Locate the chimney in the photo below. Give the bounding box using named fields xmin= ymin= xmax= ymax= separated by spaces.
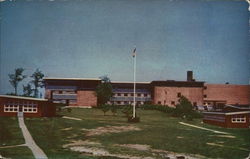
xmin=187 ymin=71 xmax=193 ymax=82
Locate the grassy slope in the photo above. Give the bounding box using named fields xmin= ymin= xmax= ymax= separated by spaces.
xmin=25 ymin=108 xmax=250 ymax=159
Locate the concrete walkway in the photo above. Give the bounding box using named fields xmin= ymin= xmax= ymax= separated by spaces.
xmin=18 ymin=113 xmax=48 ymax=159
xmin=179 ymin=122 xmax=230 ymax=134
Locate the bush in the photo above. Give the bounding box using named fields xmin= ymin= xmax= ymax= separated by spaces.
xmin=140 ymin=104 xmax=175 ymax=114
xmin=110 ymin=105 xmax=118 ymax=116
xmin=173 ymin=96 xmax=202 ymax=120
xmin=100 ymin=104 xmax=110 ymax=116
xmin=121 ymin=105 xmax=133 ymax=117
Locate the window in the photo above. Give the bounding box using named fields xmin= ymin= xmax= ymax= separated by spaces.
xmin=117 ymin=101 xmax=121 ymax=104
xmin=117 ymin=93 xmax=121 ymax=96
xmin=171 ymin=101 xmax=175 ymax=105
xmin=59 ymin=91 xmax=63 ymax=94
xmin=124 ymin=93 xmax=128 ymax=96
xmin=204 ymin=95 xmax=207 ymax=98
xmin=231 ymin=117 xmax=246 ymax=123
xmin=4 ymin=105 xmax=18 ymax=112
xmin=158 ymin=101 xmax=161 ymax=104
xmin=137 ymin=93 xmax=141 ymax=97
xmin=177 ymin=93 xmax=181 ymax=97
xmin=23 ymin=102 xmax=37 ymax=113
xmin=144 ymin=94 xmax=147 ymax=97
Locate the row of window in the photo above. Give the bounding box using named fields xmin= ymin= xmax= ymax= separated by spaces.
xmin=231 ymin=117 xmax=246 ymax=123
xmin=53 ymin=90 xmax=77 ymax=94
xmin=4 ymin=105 xmax=37 ymax=113
xmin=108 ymin=101 xmax=144 ymax=105
xmin=114 ymin=93 xmax=150 ymax=97
xmin=157 ymin=101 xmax=197 ymax=106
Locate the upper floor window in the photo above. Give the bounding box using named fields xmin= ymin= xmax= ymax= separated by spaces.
xmin=177 ymin=93 xmax=181 ymax=97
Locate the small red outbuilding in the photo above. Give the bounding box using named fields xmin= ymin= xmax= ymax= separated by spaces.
xmin=0 ymin=95 xmax=56 ymax=117
xmin=203 ymin=111 xmax=250 ymax=128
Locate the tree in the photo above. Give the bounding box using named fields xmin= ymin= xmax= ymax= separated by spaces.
xmin=30 ymin=69 xmax=45 ymax=98
xmin=174 ymin=95 xmax=194 ymax=120
xmin=95 ymin=75 xmax=113 ymax=105
xmin=22 ymin=83 xmax=33 ymax=97
xmin=8 ymin=68 xmax=26 ymax=95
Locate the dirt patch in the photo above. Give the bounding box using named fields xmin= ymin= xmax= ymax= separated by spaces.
xmin=61 ymin=127 xmax=72 ymax=131
xmin=65 ymin=144 xmax=154 ymax=159
xmin=207 ymin=142 xmax=224 ymax=147
xmin=63 ymin=140 xmax=101 ymax=148
xmin=115 ymin=144 xmax=150 ymax=151
xmin=177 ymin=136 xmax=184 ymax=139
xmin=115 ymin=144 xmax=205 ymax=159
xmin=82 ymin=125 xmax=141 ymax=136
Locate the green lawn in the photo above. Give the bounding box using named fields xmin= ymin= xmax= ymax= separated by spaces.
xmin=22 ymin=108 xmax=250 ymax=159
xmin=0 ymin=117 xmax=33 ymax=159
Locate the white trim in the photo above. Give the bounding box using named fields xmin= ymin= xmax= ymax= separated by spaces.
xmin=0 ymin=95 xmax=48 ymax=101
xmin=203 ymin=111 xmax=250 ymax=115
xmin=111 ymin=81 xmax=150 ymax=84
xmin=44 ymin=77 xmax=100 ymax=81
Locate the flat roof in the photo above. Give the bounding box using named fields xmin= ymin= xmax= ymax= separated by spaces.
xmin=111 ymin=81 xmax=151 ymax=84
xmin=44 ymin=77 xmax=101 ymax=81
xmin=0 ymin=95 xmax=48 ymax=101
xmin=203 ymin=111 xmax=250 ymax=115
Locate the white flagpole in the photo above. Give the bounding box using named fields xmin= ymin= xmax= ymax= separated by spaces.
xmin=133 ymin=48 xmax=136 ymax=118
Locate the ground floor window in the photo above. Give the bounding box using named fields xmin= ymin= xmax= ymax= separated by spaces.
xmin=3 ymin=101 xmax=38 ymax=113
xmin=231 ymin=116 xmax=246 ymax=123
xmin=4 ymin=105 xmax=18 ymax=112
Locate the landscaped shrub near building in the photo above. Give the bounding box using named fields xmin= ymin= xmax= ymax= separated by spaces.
xmin=100 ymin=104 xmax=110 ymax=116
xmin=121 ymin=105 xmax=133 ymax=117
xmin=172 ymin=95 xmax=202 ymax=120
xmin=110 ymin=105 xmax=118 ymax=116
xmin=140 ymin=104 xmax=175 ymax=114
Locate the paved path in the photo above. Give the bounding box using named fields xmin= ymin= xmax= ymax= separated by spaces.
xmin=179 ymin=122 xmax=230 ymax=134
xmin=62 ymin=116 xmax=82 ymax=121
xmin=18 ymin=113 xmax=48 ymax=159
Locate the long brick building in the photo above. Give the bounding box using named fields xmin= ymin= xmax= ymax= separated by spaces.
xmin=44 ymin=71 xmax=250 ymax=108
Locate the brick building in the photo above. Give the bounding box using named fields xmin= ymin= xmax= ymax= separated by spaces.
xmin=44 ymin=71 xmax=250 ymax=108
xmin=0 ymin=95 xmax=56 ymax=117
xmin=203 ymin=105 xmax=250 ymax=128
xmin=44 ymin=78 xmax=100 ymax=107
xmin=203 ymin=84 xmax=250 ymax=108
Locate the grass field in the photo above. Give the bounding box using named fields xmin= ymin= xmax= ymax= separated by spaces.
xmin=1 ymin=108 xmax=250 ymax=159
xmin=0 ymin=117 xmax=34 ymax=159
xmin=23 ymin=108 xmax=250 ymax=159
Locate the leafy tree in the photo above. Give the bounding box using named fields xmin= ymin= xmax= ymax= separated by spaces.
xmin=22 ymin=83 xmax=33 ymax=97
xmin=95 ymin=75 xmax=113 ymax=105
xmin=174 ymin=95 xmax=194 ymax=120
xmin=8 ymin=68 xmax=26 ymax=95
xmin=30 ymin=69 xmax=45 ymax=98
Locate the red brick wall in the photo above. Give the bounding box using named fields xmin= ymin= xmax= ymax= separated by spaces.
xmin=204 ymin=84 xmax=250 ymax=105
xmin=77 ymin=91 xmax=97 ymax=107
xmin=153 ymin=86 xmax=204 ymax=107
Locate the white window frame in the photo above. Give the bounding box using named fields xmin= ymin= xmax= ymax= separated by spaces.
xmin=4 ymin=104 xmax=18 ymax=112
xmin=231 ymin=117 xmax=246 ymax=123
xmin=22 ymin=101 xmax=38 ymax=113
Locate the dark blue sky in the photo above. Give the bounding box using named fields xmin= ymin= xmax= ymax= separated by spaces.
xmin=0 ymin=0 xmax=249 ymax=94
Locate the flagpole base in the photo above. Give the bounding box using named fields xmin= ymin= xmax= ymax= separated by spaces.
xmin=128 ymin=116 xmax=140 ymax=123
